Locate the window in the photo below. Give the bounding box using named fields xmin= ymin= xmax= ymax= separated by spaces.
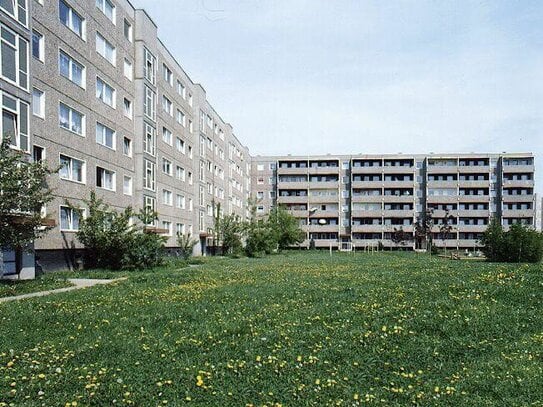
xmin=122 ymin=136 xmax=131 ymax=156
xmin=96 ymin=166 xmax=115 ymax=191
xmin=162 ymin=189 xmax=173 ymax=206
xmin=188 ymin=171 xmax=193 ymax=185
xmin=31 ymin=30 xmax=43 ymax=61
xmin=96 ymin=32 xmax=115 ymax=65
xmin=0 ymin=24 xmax=29 ymax=90
xmin=33 ymin=145 xmax=45 ymax=162
xmin=143 ymin=159 xmax=155 ymax=190
xmin=32 ymin=88 xmax=44 ymax=117
xmin=144 ymin=47 xmax=156 ymax=85
xmin=188 ymin=198 xmax=193 ymax=211
xmin=162 ymin=221 xmax=172 ymax=236
xmin=162 ymin=127 xmax=172 ymax=145
xmin=176 ymin=194 xmax=185 ymax=209
xmin=176 ymin=137 xmax=185 ymax=153
xmin=96 ymin=0 xmax=115 ymax=23
xmin=177 ymin=81 xmax=186 ymax=98
xmin=96 ymin=77 xmax=115 ymax=107
xmin=59 ymin=102 xmax=84 ymax=136
xmin=59 ymin=0 xmax=84 ymax=39
xmin=123 ymin=19 xmax=132 ymax=42
xmin=176 ymin=223 xmax=185 ymax=236
xmin=188 ymin=93 xmax=193 ymax=106
xmin=163 ymin=64 xmax=172 ymax=85
xmin=59 ymin=50 xmax=85 ymax=87
xmin=59 ymin=154 xmax=85 ymax=183
xmin=175 ymin=165 xmax=185 ymax=181
xmin=188 ymin=119 xmax=193 ymax=133
xmin=123 ymin=175 xmax=132 ymax=195
xmin=123 ymin=98 xmax=132 ymax=118
xmin=60 ymin=206 xmax=82 ymax=231
xmin=143 ymin=123 xmax=155 ymax=156
xmin=257 ymin=164 xmax=264 ymax=171
xmin=162 ymin=157 xmax=172 ymax=175
xmin=123 ymin=58 xmax=132 ymax=80
xmin=95 ymin=122 xmax=115 ymax=149
xmin=143 ymin=86 xmax=155 ymax=120
xmin=162 ymin=95 xmax=172 ymax=116
xmin=176 ymin=109 xmax=185 ymax=126
xmin=0 ymin=0 xmax=28 ymax=26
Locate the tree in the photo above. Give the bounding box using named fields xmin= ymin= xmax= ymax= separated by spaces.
xmin=480 ymin=219 xmax=543 ymax=263
xmin=244 ymin=200 xmax=277 ymax=257
xmin=0 ymin=140 xmax=55 ymax=277
xmin=415 ymin=208 xmax=434 ymax=251
xmin=438 ymin=210 xmax=455 ymax=254
xmin=74 ymin=192 xmax=166 ymax=270
xmin=177 ymin=233 xmax=198 ymax=260
xmin=215 ymin=213 xmax=244 ymax=256
xmin=391 ymin=226 xmax=409 ymax=250
xmin=268 ymin=206 xmax=305 ymax=251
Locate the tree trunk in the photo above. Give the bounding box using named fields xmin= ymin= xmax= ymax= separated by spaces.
xmin=0 ymin=249 xmax=4 ymax=279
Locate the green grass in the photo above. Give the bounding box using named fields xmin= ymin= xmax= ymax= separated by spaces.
xmin=0 ymin=252 xmax=542 ymax=406
xmin=0 ymin=273 xmax=73 ymax=299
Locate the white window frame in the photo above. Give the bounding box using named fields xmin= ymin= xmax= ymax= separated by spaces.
xmin=144 ymin=47 xmax=156 ymax=85
xmin=95 ymin=122 xmax=116 ymax=150
xmin=122 ymin=136 xmax=132 ymax=157
xmin=143 ymin=86 xmax=156 ymax=120
xmin=31 ymin=30 xmax=44 ymax=62
xmin=59 ymin=102 xmax=85 ymax=136
xmin=96 ymin=76 xmax=116 ymax=108
xmin=59 ymin=49 xmax=85 ymax=88
xmin=176 ymin=137 xmax=185 ymax=154
xmin=123 ymin=58 xmax=132 ymax=81
xmin=162 ymin=95 xmax=172 ymax=116
xmin=123 ymin=97 xmax=132 ymax=118
xmin=96 ymin=166 xmax=116 ymax=191
xmin=59 ymin=154 xmax=85 ymax=184
xmin=162 ymin=157 xmax=172 ymax=176
xmin=143 ymin=123 xmax=156 ymax=156
xmin=59 ymin=0 xmax=85 ymax=39
xmin=96 ymin=0 xmax=116 ymax=24
xmin=95 ymin=32 xmax=116 ymax=66
xmin=123 ymin=175 xmax=132 ymax=196
xmin=59 ymin=205 xmax=84 ymax=232
xmin=143 ymin=159 xmax=156 ymax=191
xmin=32 ymin=88 xmax=44 ymax=118
xmin=0 ymin=0 xmax=29 ymax=27
xmin=162 ymin=127 xmax=172 ymax=145
xmin=0 ymin=23 xmax=29 ymax=91
xmin=162 ymin=189 xmax=173 ymax=206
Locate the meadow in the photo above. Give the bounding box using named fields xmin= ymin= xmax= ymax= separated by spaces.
xmin=0 ymin=252 xmax=542 ymax=406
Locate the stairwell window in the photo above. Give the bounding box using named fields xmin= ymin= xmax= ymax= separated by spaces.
xmin=59 ymin=0 xmax=85 ymax=39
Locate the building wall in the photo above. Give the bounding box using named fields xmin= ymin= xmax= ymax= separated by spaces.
xmin=252 ymin=153 xmax=536 ymax=250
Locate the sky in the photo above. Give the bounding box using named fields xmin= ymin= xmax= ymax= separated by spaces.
xmin=132 ymin=0 xmax=542 ymax=196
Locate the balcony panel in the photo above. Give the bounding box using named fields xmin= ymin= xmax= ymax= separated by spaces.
xmin=352 ymin=195 xmax=382 ymax=203
xmin=277 ymin=167 xmax=308 ymax=175
xmin=307 ymin=225 xmax=340 ymax=233
xmin=351 ymin=210 xmax=382 ymax=218
xmin=277 ymin=196 xmax=308 ymax=204
xmin=427 ymin=165 xmax=459 ymax=174
xmin=382 ymin=210 xmax=415 ymax=218
xmin=308 ymin=195 xmax=340 ymax=204
xmin=457 ymin=225 xmax=488 ymax=233
xmin=502 ymin=164 xmax=534 ymax=173
xmin=502 ymin=194 xmax=535 ymax=203
xmin=382 ymin=181 xmax=415 ymax=188
xmin=457 ymin=210 xmax=490 ymax=218
xmin=458 ymin=165 xmax=491 ymax=173
xmin=314 ymin=239 xmax=340 ymax=248
xmin=277 ymin=181 xmax=308 ymax=190
xmin=383 ymin=225 xmax=414 ymax=233
xmin=458 ymin=195 xmax=490 ymax=203
xmin=308 ymin=181 xmax=339 ymax=189
xmin=382 ymin=195 xmax=415 ymax=203
xmin=502 ymin=180 xmax=534 ymax=188
xmin=458 ymin=180 xmax=490 ymax=188
xmin=457 ymin=239 xmax=483 ymax=248
xmin=383 ymin=166 xmax=415 ymax=174
xmin=351 ymin=166 xmax=383 ymax=174
xmin=427 ymin=181 xmax=458 ymax=188
xmin=352 ymin=224 xmax=383 ymax=233
xmin=502 ymin=209 xmax=535 ymax=218
xmin=352 ymin=181 xmax=382 ymax=189
xmin=308 ymin=166 xmax=340 ymax=175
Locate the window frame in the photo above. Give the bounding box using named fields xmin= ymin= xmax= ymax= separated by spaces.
xmin=59 ymin=153 xmax=86 ymax=184
xmin=0 ymin=23 xmax=30 ymax=91
xmin=59 ymin=0 xmax=85 ymax=39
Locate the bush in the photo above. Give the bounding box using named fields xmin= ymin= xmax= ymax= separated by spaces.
xmin=122 ymin=231 xmax=166 ymax=270
xmin=481 ymin=219 xmax=543 ymax=263
xmin=245 ymin=220 xmax=276 ymax=258
xmin=177 ymin=233 xmax=198 ymax=260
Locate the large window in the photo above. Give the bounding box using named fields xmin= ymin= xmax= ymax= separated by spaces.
xmin=96 ymin=166 xmax=115 ymax=191
xmin=96 ymin=32 xmax=115 ymax=65
xmin=59 ymin=50 xmax=85 ymax=87
xmin=143 ymin=86 xmax=156 ymax=120
xmin=95 ymin=122 xmax=115 ymax=149
xmin=96 ymin=0 xmax=115 ymax=23
xmin=96 ymin=77 xmax=115 ymax=107
xmin=59 ymin=102 xmax=84 ymax=135
xmin=143 ymin=123 xmax=155 ymax=156
xmin=0 ymin=24 xmax=29 ymax=90
xmin=59 ymin=0 xmax=84 ymax=39
xmin=1 ymin=92 xmax=29 ymax=151
xmin=0 ymin=0 xmax=28 ymax=26
xmin=60 ymin=206 xmax=82 ymax=231
xmin=143 ymin=47 xmax=156 ymax=85
xmin=59 ymin=154 xmax=85 ymax=183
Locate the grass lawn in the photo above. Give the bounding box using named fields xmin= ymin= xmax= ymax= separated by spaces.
xmin=0 ymin=252 xmax=542 ymax=406
xmin=0 ymin=274 xmax=73 ymax=299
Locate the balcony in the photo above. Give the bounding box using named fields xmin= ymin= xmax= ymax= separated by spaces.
xmin=502 ymin=209 xmax=534 ymax=218
xmin=277 ymin=166 xmax=308 ymax=175
xmin=308 ymin=166 xmax=340 ymax=175
xmin=426 ymin=165 xmax=459 ymax=174
xmin=351 ymin=181 xmax=382 ymax=189
xmin=383 ymin=225 xmax=414 ymax=233
xmin=458 ymin=195 xmax=490 ymax=203
xmin=456 ymin=224 xmax=488 ymax=233
xmin=427 ymin=180 xmax=458 ymax=188
xmin=314 ymin=239 xmax=340 ymax=248
xmin=351 ymin=209 xmax=382 ymax=218
xmin=308 ymin=181 xmax=339 ymax=189
xmin=458 ymin=180 xmax=490 ymax=188
xmin=308 ymin=194 xmax=339 ymax=204
xmin=458 ymin=165 xmax=490 ymax=173
xmin=502 ymin=194 xmax=535 ymax=203
xmin=456 ymin=239 xmax=483 ymax=248
xmin=352 ymin=195 xmax=382 ymax=203
xmin=382 ymin=195 xmax=415 ymax=203
xmin=277 ymin=195 xmax=307 ymax=204
xmin=502 ymin=164 xmax=535 ymax=173
xmin=433 ymin=239 xmax=461 ymax=248
xmin=277 ymin=181 xmax=307 ymax=189
xmin=287 ymin=209 xmax=308 ymax=218
xmin=307 ymin=224 xmax=340 ymax=233
xmin=351 ymin=165 xmax=383 ymax=174
xmin=456 ymin=210 xmax=490 ymax=218
xmin=502 ymin=179 xmax=534 ymax=188
xmin=382 ymin=209 xmax=414 ymax=218
xmin=383 ymin=166 xmax=414 ymax=174
xmin=351 ymin=224 xmax=383 ymax=233
xmin=309 ymin=209 xmax=340 ymax=218
xmin=382 ymin=180 xmax=415 ymax=188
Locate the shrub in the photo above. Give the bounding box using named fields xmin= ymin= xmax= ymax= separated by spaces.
xmin=122 ymin=231 xmax=166 ymax=270
xmin=245 ymin=220 xmax=276 ymax=257
xmin=481 ymin=219 xmax=543 ymax=263
xmin=177 ymin=233 xmax=198 ymax=260
xmin=268 ymin=206 xmax=305 ymax=251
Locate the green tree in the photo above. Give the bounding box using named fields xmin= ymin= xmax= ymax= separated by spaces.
xmin=0 ymin=140 xmax=55 ymax=277
xmin=391 ymin=226 xmax=409 ymax=250
xmin=244 ymin=200 xmax=277 ymax=257
xmin=415 ymin=208 xmax=434 ymax=251
xmin=177 ymin=233 xmax=198 ymax=260
xmin=268 ymin=206 xmax=305 ymax=251
xmin=439 ymin=209 xmax=455 ymax=254
xmin=479 ymin=217 xmax=504 ymax=261
xmin=215 ymin=213 xmax=244 ymax=256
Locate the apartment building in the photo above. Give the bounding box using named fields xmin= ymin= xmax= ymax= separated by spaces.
xmin=0 ymin=0 xmax=251 ymax=272
xmin=252 ymin=153 xmax=536 ymax=251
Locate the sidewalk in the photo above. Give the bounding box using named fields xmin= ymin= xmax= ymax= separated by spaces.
xmin=0 ymin=278 xmax=127 ymax=303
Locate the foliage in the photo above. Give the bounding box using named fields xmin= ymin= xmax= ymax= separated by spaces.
xmin=481 ymin=219 xmax=543 ymax=263
xmin=214 ymin=213 xmax=244 ymax=256
xmin=245 ymin=219 xmax=276 ymax=258
xmin=414 ymin=208 xmax=434 ymax=251
xmin=0 ymin=140 xmax=55 ymax=276
xmin=438 ymin=209 xmax=456 ymax=253
xmin=268 ymin=206 xmax=305 ymax=251
xmin=391 ymin=227 xmax=410 ymax=248
xmin=0 ymin=252 xmax=542 ymax=406
xmin=177 ymin=233 xmax=198 ymax=260
xmin=74 ymin=192 xmax=166 ymax=270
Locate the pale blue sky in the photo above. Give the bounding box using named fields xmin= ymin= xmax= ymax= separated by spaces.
xmin=132 ymin=0 xmax=542 ymax=194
